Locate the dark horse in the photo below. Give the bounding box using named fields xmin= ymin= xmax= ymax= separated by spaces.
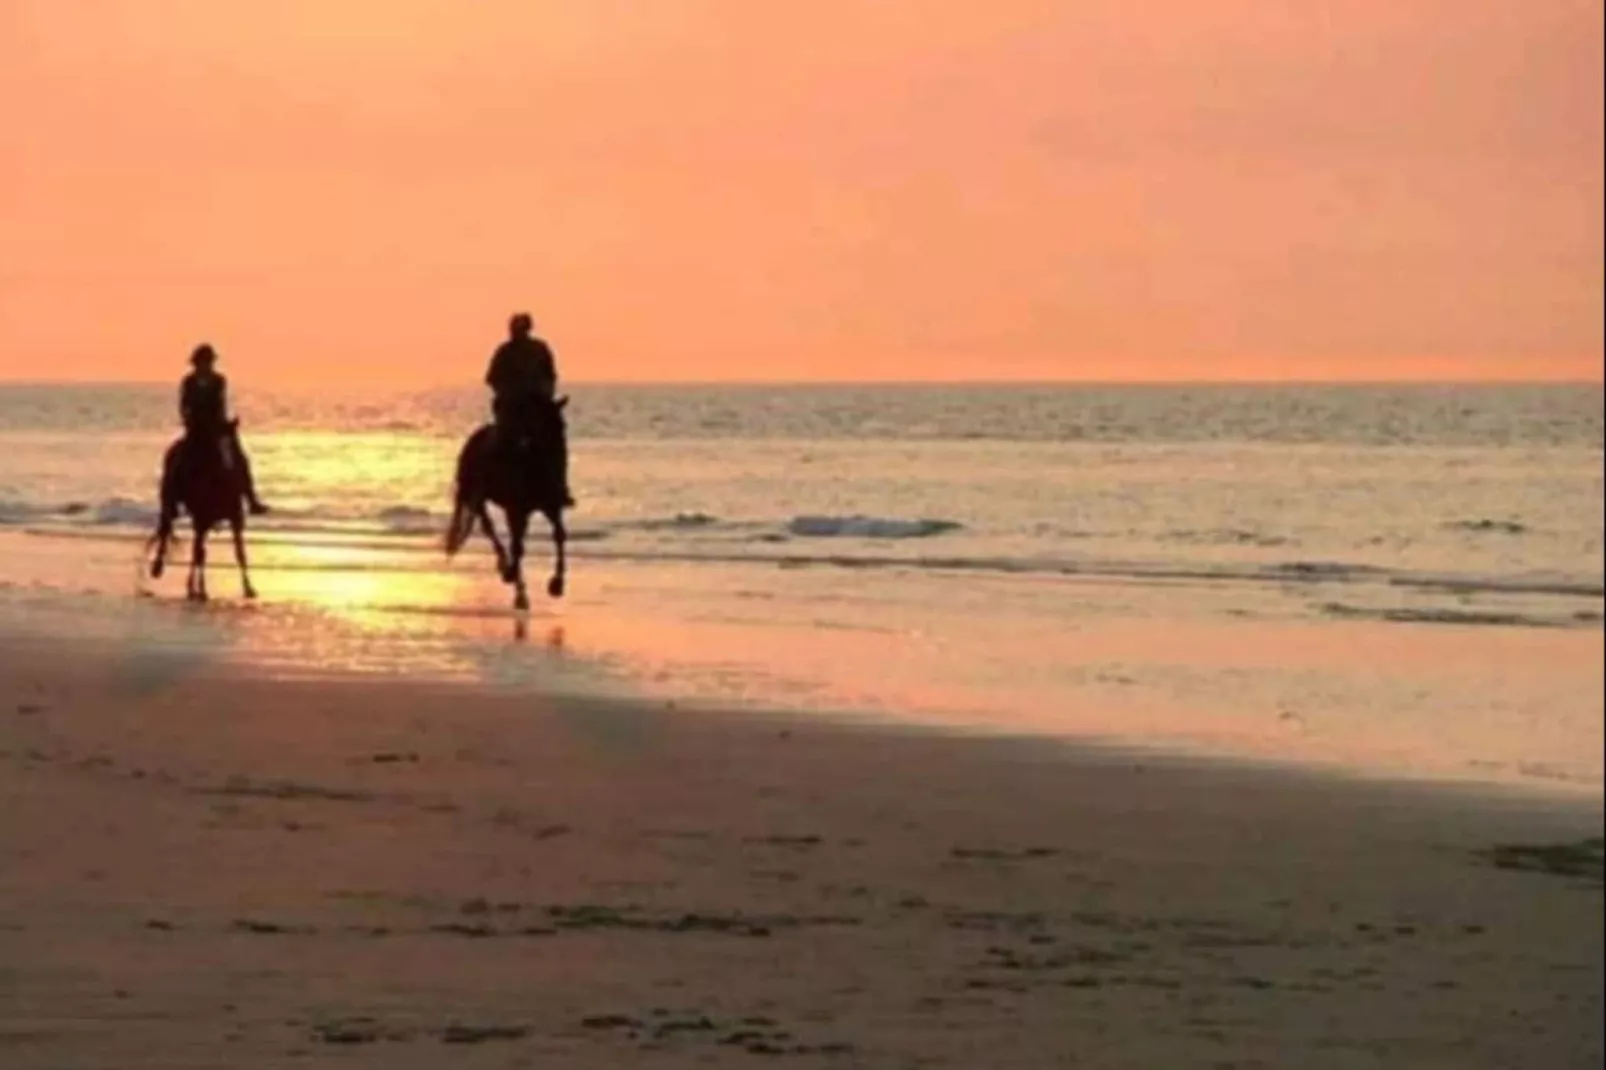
xmin=443 ymin=400 xmax=568 ymax=610
xmin=147 ymin=421 xmax=257 ymax=602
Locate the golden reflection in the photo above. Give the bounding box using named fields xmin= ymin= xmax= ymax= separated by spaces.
xmin=237 ymin=537 xmax=492 ymax=670
xmin=260 ymin=431 xmax=447 ymax=513
xmin=267 ymin=543 xmax=458 ymax=617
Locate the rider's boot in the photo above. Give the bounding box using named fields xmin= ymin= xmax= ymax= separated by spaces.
xmin=243 ymin=475 xmax=270 ymax=516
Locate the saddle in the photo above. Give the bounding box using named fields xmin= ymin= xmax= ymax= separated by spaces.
xmin=496 ymin=396 xmax=567 ymax=452
xmin=172 ymin=420 xmax=237 ymax=468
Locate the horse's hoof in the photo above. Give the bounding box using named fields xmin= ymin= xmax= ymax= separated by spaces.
xmin=150 ymin=561 xmax=165 ymax=579
xmin=547 ymin=576 xmax=566 ymax=599
xmin=243 ymin=586 xmax=258 ymax=601
xmin=513 ymin=590 xmax=530 ymax=612
xmin=500 ymin=565 xmax=518 ymax=584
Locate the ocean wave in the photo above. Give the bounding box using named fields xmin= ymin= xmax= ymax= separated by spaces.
xmin=1273 ymin=560 xmax=1385 ymax=579
xmin=1319 ymin=603 xmax=1595 ymax=630
xmin=9 ymin=520 xmax=1602 ymax=630
xmin=622 ymin=512 xmax=725 ymax=532
xmin=377 ymin=505 xmax=432 ymax=521
xmin=6 ymin=498 xmax=1602 ymax=614
xmin=786 ymin=515 xmax=963 ymax=539
xmin=1161 ymin=527 xmax=1290 ymax=548
xmin=0 ymin=499 xmax=52 ymax=524
xmin=240 ymin=542 xmax=1600 ymax=605
xmin=2 ymin=496 xmax=443 ymax=534
xmin=1446 ymin=518 xmax=1529 ymax=536
xmin=376 ymin=505 xmax=437 ymax=534
xmin=90 ymin=497 xmax=160 ymax=526
xmin=2 ymin=496 xmax=160 ymax=527
xmin=1389 ymin=573 xmax=1605 ymax=599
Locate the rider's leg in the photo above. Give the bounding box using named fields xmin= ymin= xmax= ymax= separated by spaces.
xmin=490 ymin=394 xmax=513 ymax=455
xmin=553 ymin=405 xmax=574 ymax=507
xmin=230 ymin=426 xmax=269 ymax=515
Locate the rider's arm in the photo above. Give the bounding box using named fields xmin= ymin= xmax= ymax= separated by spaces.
xmin=535 ymin=340 xmax=558 ymax=395
xmin=488 ymin=338 xmax=526 ymax=390
xmin=179 ymin=375 xmax=196 ymax=425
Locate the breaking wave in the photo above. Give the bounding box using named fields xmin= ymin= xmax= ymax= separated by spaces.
xmin=786 ymin=515 xmax=963 ymax=539
xmin=4 ymin=496 xmax=1600 ymax=629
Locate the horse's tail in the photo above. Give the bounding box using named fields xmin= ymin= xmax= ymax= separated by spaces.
xmin=443 ymin=430 xmax=482 ymax=558
xmin=443 ymin=497 xmax=474 ymax=557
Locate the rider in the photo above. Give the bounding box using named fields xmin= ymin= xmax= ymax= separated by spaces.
xmin=484 ymin=312 xmax=574 ymax=506
xmin=173 ymin=343 xmax=269 ymax=515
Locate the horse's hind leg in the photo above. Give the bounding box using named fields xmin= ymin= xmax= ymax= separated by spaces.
xmin=546 ymin=510 xmax=567 ymax=599
xmin=477 ymin=505 xmax=514 ymax=583
xmin=151 ymin=487 xmax=177 ymax=579
xmin=508 ymin=509 xmax=531 ymax=610
xmin=188 ymin=528 xmax=209 ymax=602
xmin=231 ymin=517 xmax=257 ymax=600
xmin=150 ymin=520 xmax=171 ymax=580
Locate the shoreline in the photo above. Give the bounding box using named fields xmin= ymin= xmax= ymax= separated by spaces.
xmin=5 ymin=618 xmax=1601 ymax=810
xmin=3 ymin=634 xmax=1602 ymax=1067
xmin=2 ymin=530 xmax=1603 ymax=799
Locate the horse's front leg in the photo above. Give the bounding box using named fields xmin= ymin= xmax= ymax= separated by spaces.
xmin=546 ymin=509 xmax=567 ymax=599
xmin=231 ymin=516 xmax=257 ymax=600
xmin=508 ymin=509 xmax=531 ymax=610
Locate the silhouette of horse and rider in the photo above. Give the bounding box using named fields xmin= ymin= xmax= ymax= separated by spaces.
xmin=148 ymin=313 xmax=574 ymax=608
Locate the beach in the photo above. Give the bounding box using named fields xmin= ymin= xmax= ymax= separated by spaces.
xmin=2 ymin=634 xmax=1601 ymax=1069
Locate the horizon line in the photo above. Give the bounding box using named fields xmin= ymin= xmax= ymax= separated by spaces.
xmin=0 ymin=377 xmax=1601 ymax=390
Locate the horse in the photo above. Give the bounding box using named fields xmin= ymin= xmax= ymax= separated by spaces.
xmin=147 ymin=421 xmax=257 ymax=602
xmin=443 ymin=400 xmax=568 ymax=610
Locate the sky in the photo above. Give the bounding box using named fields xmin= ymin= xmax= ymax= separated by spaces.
xmin=1 ymin=1 xmax=1601 ymax=385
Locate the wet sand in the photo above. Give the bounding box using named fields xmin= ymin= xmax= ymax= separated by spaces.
xmin=1 ymin=635 xmax=1601 ymax=1068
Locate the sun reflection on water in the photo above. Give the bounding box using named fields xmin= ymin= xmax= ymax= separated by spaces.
xmin=197 ymin=534 xmax=538 ymax=680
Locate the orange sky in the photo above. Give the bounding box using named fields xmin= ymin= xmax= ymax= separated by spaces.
xmin=1 ymin=1 xmax=1601 ymax=385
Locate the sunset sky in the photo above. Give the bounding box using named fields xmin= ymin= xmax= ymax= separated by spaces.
xmin=2 ymin=1 xmax=1601 ymax=385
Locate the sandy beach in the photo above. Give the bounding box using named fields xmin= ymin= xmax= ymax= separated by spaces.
xmin=1 ymin=633 xmax=1600 ymax=1069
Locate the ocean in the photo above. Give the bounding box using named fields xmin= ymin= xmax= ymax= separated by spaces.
xmin=1 ymin=382 xmax=1601 ymax=789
